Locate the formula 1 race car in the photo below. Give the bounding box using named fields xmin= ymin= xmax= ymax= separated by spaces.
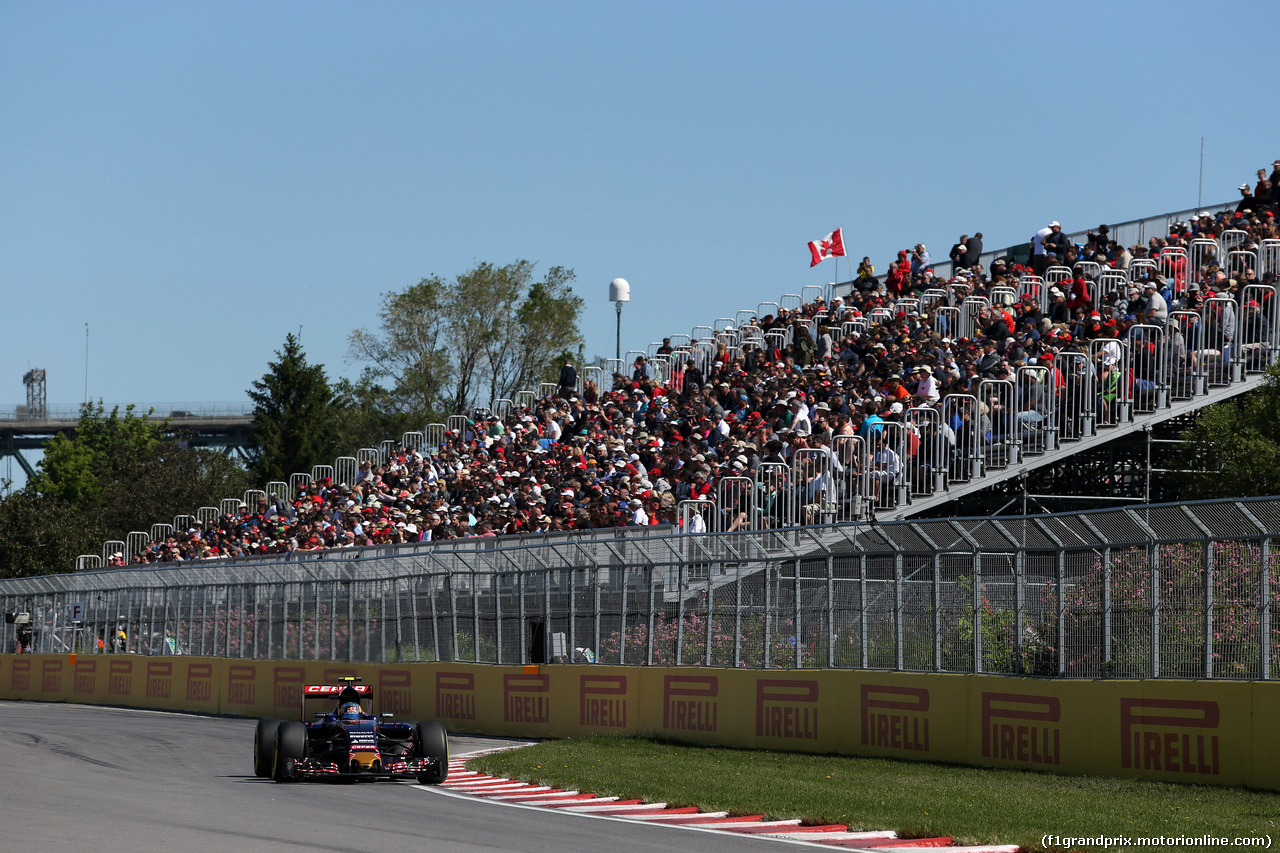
xmin=252 ymin=677 xmax=449 ymax=784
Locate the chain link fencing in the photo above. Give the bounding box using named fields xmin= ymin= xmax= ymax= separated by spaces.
xmin=3 ymin=497 xmax=1278 ymax=679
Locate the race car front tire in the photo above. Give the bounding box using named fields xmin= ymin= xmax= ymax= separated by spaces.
xmin=415 ymin=721 xmax=449 ymax=785
xmin=273 ymin=720 xmax=307 ymax=782
xmin=254 ymin=719 xmax=282 ymax=778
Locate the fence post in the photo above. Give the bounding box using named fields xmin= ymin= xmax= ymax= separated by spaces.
xmin=1102 ymin=548 xmax=1112 ymax=676
xmin=1150 ymin=542 xmax=1161 ymax=677
xmin=408 ymin=578 xmax=420 ymax=662
xmin=859 ymin=554 xmax=868 ymax=669
xmin=472 ymin=573 xmax=480 ymax=663
xmin=1204 ymin=539 xmax=1214 ymax=679
xmin=972 ymin=549 xmax=983 ymax=673
xmin=933 ymin=554 xmax=943 ymax=671
xmin=593 ymin=565 xmax=603 ymax=666
xmin=517 ymin=570 xmax=527 ymax=665
xmin=826 ymin=555 xmax=835 ymax=669
xmin=328 ymin=581 xmax=337 ymax=662
xmin=617 ymin=564 xmax=627 ymax=666
xmin=493 ymin=574 xmax=502 ymax=665
xmin=675 ymin=558 xmax=686 ymax=666
xmin=646 ymin=564 xmax=656 ymax=666
xmin=763 ymin=562 xmax=772 ymax=669
xmin=568 ymin=567 xmax=579 ymax=663
xmin=707 ymin=562 xmax=717 ymax=667
xmin=894 ymin=553 xmax=904 ymax=671
xmin=426 ymin=575 xmax=439 ymax=663
xmin=1014 ymin=549 xmax=1025 ymax=675
xmin=395 ymin=580 xmax=405 ymax=663
xmin=793 ymin=559 xmax=802 ymax=669
xmin=1261 ymin=537 xmax=1271 ymax=680
xmin=1056 ymin=549 xmax=1066 ymax=676
xmin=733 ymin=562 xmax=743 ymax=668
xmin=202 ymin=587 xmax=211 ymax=657
xmin=241 ymin=585 xmax=249 ymax=659
xmin=346 ymin=583 xmax=354 ymax=661
xmin=444 ymin=574 xmax=457 ymax=662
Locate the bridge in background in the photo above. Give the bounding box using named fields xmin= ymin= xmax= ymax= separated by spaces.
xmin=0 ymin=402 xmax=254 ymax=479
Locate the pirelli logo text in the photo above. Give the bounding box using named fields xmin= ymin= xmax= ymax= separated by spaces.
xmin=145 ymin=661 xmax=172 ymax=699
xmin=662 ymin=675 xmax=718 ymax=733
xmin=186 ymin=663 xmax=213 ymax=702
xmin=579 ymin=674 xmax=628 ymax=728
xmin=108 ymin=660 xmax=133 ymax=696
xmin=379 ymin=670 xmax=412 ymax=715
xmin=1120 ymin=698 xmax=1220 ymax=776
xmin=73 ymin=659 xmax=97 ymax=694
xmin=41 ymin=659 xmax=63 ymax=693
xmin=273 ymin=666 xmax=306 ymax=709
xmin=756 ymin=679 xmax=819 ymax=740
xmin=981 ymin=692 xmax=1061 ymax=766
xmin=435 ymin=672 xmax=476 ymax=720
xmin=861 ymin=684 xmax=930 ymax=753
xmin=10 ymin=658 xmax=30 ymax=691
xmin=503 ymin=673 xmax=550 ymax=724
xmin=227 ymin=665 xmax=256 ymax=705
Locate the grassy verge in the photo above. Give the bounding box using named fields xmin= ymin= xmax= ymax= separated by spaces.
xmin=467 ymin=737 xmax=1279 ymax=851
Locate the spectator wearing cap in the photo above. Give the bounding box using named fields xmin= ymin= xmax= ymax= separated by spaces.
xmin=949 ymin=235 xmax=969 ymax=269
xmin=1047 ymin=287 xmax=1070 ymax=325
xmin=1142 ymin=281 xmax=1168 ymax=327
xmin=910 ymin=243 xmax=930 ymax=276
xmin=1043 ymin=220 xmax=1069 ymax=263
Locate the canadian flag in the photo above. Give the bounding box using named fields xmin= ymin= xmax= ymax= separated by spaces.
xmin=807 ymin=228 xmax=846 ymax=267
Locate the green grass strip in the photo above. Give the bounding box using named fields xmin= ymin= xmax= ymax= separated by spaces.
xmin=467 ymin=736 xmax=1279 ymax=851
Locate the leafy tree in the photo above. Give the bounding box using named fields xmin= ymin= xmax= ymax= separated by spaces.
xmin=329 ymin=374 xmax=423 ymax=455
xmin=247 ymin=333 xmax=336 ymax=483
xmin=486 ymin=265 xmax=584 ymax=402
xmin=348 ymin=261 xmax=583 ymax=418
xmin=1179 ymin=362 xmax=1280 ymax=498
xmin=347 ymin=277 xmax=454 ymax=417
xmin=0 ymin=490 xmax=90 ymax=578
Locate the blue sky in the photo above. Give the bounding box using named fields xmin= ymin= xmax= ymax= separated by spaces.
xmin=2 ymin=0 xmax=1276 ymax=425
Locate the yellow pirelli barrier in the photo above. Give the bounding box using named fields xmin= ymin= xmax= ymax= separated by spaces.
xmin=3 ymin=654 xmax=1277 ymax=791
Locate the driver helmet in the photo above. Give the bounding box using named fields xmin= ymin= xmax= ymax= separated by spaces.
xmin=338 ymin=701 xmax=362 ymax=722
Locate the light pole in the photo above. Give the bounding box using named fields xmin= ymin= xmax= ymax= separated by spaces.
xmin=609 ymin=278 xmax=630 ymax=362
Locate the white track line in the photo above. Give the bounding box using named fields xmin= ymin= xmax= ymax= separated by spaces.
xmin=433 ymin=747 xmax=931 ymax=851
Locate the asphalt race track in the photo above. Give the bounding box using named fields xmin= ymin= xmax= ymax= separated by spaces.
xmin=0 ymin=702 xmax=810 ymax=853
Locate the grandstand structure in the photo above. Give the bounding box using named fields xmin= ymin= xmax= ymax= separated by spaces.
xmin=59 ymin=196 xmax=1280 ymax=572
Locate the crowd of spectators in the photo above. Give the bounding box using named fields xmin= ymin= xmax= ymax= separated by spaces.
xmin=109 ymin=161 xmax=1280 ymax=565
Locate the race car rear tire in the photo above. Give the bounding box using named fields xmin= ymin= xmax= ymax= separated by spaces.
xmin=415 ymin=721 xmax=449 ymax=785
xmin=254 ymin=719 xmax=282 ymax=778
xmin=273 ymin=720 xmax=307 ymax=782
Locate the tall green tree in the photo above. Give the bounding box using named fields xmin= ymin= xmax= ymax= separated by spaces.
xmin=247 ymin=333 xmax=336 ymax=483
xmin=347 ymin=276 xmax=454 ymax=417
xmin=348 ymin=261 xmax=583 ymax=417
xmin=1179 ymin=362 xmax=1280 ymax=498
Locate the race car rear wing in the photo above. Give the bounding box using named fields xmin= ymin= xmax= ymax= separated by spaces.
xmin=301 ymin=683 xmax=374 ymax=720
xmin=302 ymin=685 xmax=373 ymax=695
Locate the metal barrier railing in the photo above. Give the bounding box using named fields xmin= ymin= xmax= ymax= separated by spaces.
xmin=7 ymin=496 xmax=1280 ymax=680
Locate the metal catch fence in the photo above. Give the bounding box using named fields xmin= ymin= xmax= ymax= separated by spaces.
xmin=4 ymin=496 xmax=1279 ymax=680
